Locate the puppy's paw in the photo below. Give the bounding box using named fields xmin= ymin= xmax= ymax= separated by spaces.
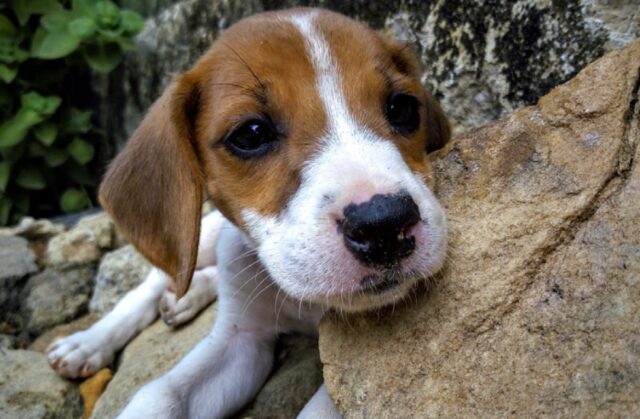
xmin=46 ymin=330 xmax=115 ymax=378
xmin=159 ymin=267 xmax=217 ymax=327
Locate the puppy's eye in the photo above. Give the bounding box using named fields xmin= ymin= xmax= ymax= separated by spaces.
xmin=223 ymin=119 xmax=278 ymax=159
xmin=386 ymin=93 xmax=420 ymax=135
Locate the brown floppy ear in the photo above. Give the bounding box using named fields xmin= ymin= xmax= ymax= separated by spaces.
xmin=99 ymin=75 xmax=203 ymax=299
xmin=383 ymin=38 xmax=451 ymax=153
xmin=424 ymin=91 xmax=451 ymax=153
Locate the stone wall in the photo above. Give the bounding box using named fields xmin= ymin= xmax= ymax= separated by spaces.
xmin=97 ymin=0 xmax=639 ymax=156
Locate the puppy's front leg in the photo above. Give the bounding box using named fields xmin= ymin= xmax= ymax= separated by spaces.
xmin=118 ymin=321 xmax=274 ymax=419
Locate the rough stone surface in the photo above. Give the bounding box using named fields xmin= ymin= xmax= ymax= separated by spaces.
xmin=22 ymin=266 xmax=96 ymax=336
xmin=89 ymin=245 xmax=151 ymax=315
xmin=91 ymin=305 xmax=217 ymax=418
xmin=320 ymin=40 xmax=640 ymax=417
xmin=0 ymin=236 xmax=38 ymax=333
xmin=95 ymin=0 xmax=640 ymax=155
xmin=46 ymin=212 xmax=116 ymax=267
xmin=0 ymin=349 xmax=83 ymax=419
xmin=240 ymin=335 xmax=323 ymax=418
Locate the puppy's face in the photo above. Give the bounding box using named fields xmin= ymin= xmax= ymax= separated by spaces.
xmin=100 ymin=9 xmax=449 ymax=312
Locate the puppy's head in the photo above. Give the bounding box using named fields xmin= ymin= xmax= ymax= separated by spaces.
xmin=100 ymin=9 xmax=450 ymax=312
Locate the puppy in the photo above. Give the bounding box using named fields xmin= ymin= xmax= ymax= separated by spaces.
xmin=47 ymin=8 xmax=450 ymax=418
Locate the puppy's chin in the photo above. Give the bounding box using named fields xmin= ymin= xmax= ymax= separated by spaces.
xmin=312 ymin=272 xmax=425 ymax=313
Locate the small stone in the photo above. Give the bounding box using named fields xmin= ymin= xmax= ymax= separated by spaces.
xmin=22 ymin=266 xmax=96 ymax=336
xmin=0 ymin=349 xmax=83 ymax=418
xmin=46 ymin=212 xmax=116 ymax=267
xmin=11 ymin=217 xmax=66 ymax=241
xmin=89 ymin=245 xmax=151 ymax=315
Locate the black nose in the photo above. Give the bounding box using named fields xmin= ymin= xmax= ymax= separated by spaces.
xmin=340 ymin=193 xmax=420 ymax=267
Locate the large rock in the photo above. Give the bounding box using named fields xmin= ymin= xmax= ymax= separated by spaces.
xmin=0 ymin=349 xmax=83 ymax=418
xmin=96 ymin=0 xmax=640 ymax=155
xmin=320 ymin=40 xmax=640 ymax=417
xmin=90 ymin=245 xmax=151 ymax=315
xmin=22 ymin=266 xmax=95 ymax=336
xmin=0 ymin=236 xmax=38 ymax=333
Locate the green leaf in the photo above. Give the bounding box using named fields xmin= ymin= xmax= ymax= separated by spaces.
xmin=0 ymin=161 xmax=9 ymax=192
xmin=44 ymin=148 xmax=67 ymax=167
xmin=0 ymin=15 xmax=17 ymax=36
xmin=15 ymin=165 xmax=46 ymax=189
xmin=11 ymin=0 xmax=62 ymax=26
xmin=82 ymin=41 xmax=122 ymax=73
xmin=64 ymin=107 xmax=92 ymax=134
xmin=0 ymin=196 xmax=11 ymax=226
xmin=120 ymin=10 xmax=144 ymax=35
xmin=72 ymin=0 xmax=96 ymax=17
xmin=69 ymin=17 xmax=96 ymax=39
xmin=21 ymin=92 xmax=61 ymax=116
xmin=0 ymin=63 xmax=17 ymax=83
xmin=114 ymin=36 xmax=134 ymax=50
xmin=68 ymin=137 xmax=94 ymax=164
xmin=94 ymin=1 xmax=121 ymax=29
xmin=0 ymin=108 xmax=44 ymax=147
xmin=34 ymin=121 xmax=58 ymax=145
xmin=40 ymin=10 xmax=72 ymax=31
xmin=31 ymin=26 xmax=81 ymax=59
xmin=60 ymin=187 xmax=90 ymax=212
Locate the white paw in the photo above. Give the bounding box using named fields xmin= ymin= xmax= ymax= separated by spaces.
xmin=46 ymin=329 xmax=115 ymax=378
xmin=159 ymin=267 xmax=217 ymax=327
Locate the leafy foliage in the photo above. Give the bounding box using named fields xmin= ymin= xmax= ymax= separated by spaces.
xmin=0 ymin=0 xmax=143 ymax=225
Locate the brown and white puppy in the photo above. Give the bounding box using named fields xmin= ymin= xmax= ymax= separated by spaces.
xmin=47 ymin=8 xmax=450 ymax=418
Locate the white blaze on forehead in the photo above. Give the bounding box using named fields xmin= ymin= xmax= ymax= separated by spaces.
xmin=240 ymin=12 xmax=448 ymax=308
xmin=290 ymin=12 xmax=363 ymax=141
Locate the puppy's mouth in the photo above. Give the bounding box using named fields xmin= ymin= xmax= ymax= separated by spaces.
xmin=359 ymin=268 xmax=417 ymax=295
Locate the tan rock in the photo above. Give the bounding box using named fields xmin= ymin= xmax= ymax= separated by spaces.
xmin=320 ymin=41 xmax=640 ymax=417
xmin=89 ymin=245 xmax=151 ymax=315
xmin=0 ymin=349 xmax=83 ymax=418
xmin=46 ymin=212 xmax=116 ymax=267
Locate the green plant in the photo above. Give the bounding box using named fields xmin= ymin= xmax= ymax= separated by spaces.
xmin=0 ymin=0 xmax=143 ymax=225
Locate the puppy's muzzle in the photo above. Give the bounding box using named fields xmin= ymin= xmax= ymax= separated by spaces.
xmin=339 ymin=193 xmax=420 ymax=267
